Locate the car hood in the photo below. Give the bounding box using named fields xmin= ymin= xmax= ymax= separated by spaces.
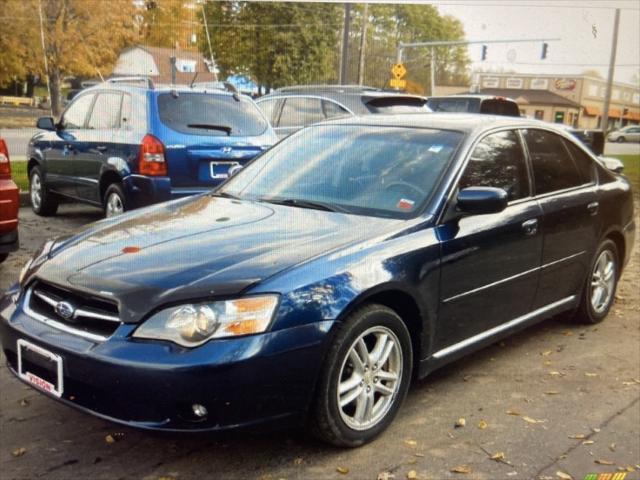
xmin=32 ymin=195 xmax=396 ymax=322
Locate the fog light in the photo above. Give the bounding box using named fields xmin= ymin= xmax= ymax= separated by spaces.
xmin=192 ymin=403 xmax=208 ymax=418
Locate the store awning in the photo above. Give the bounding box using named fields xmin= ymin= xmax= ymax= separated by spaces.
xmin=583 ymin=105 xmax=600 ymax=116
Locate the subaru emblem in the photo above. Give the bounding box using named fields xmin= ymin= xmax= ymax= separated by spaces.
xmin=55 ymin=301 xmax=75 ymax=320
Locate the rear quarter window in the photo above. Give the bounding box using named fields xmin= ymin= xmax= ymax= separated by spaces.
xmin=157 ymin=93 xmax=268 ymax=136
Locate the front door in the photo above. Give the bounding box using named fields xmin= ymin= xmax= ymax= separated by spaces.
xmin=435 ymin=129 xmax=543 ymax=353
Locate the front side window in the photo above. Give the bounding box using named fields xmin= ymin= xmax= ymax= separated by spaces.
xmin=88 ymin=92 xmax=122 ymax=129
xmin=221 ymin=125 xmax=463 ymax=218
xmin=459 ymin=130 xmax=530 ymax=201
xmin=157 ymin=93 xmax=268 ymax=136
xmin=61 ymin=93 xmax=95 ymax=129
xmin=278 ymin=97 xmax=325 ymax=128
xmin=523 ymin=129 xmax=585 ymax=195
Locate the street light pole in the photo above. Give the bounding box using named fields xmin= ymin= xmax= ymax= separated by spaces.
xmin=601 ymin=8 xmax=620 ymax=132
xmin=339 ymin=3 xmax=352 ymax=85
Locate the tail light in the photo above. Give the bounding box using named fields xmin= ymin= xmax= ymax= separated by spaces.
xmin=138 ymin=134 xmax=167 ymax=176
xmin=0 ymin=138 xmax=10 ymax=178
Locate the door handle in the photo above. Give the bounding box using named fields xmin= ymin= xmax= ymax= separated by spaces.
xmin=587 ymin=201 xmax=599 ymax=216
xmin=95 ymin=146 xmax=108 ymax=152
xmin=522 ymin=218 xmax=538 ymax=236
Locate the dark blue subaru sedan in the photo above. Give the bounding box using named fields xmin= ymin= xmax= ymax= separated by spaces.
xmin=1 ymin=114 xmax=635 ymax=447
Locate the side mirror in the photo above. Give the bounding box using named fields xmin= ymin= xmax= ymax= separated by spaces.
xmin=36 ymin=117 xmax=56 ymax=131
xmin=457 ymin=187 xmax=508 ymax=215
xmin=598 ymin=156 xmax=624 ymax=174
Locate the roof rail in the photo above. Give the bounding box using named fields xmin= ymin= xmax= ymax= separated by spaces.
xmin=106 ymin=77 xmax=155 ymax=89
xmin=275 ymin=84 xmax=381 ymax=93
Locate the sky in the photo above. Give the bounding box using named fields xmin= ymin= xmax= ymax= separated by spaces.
xmin=432 ymin=0 xmax=640 ymax=85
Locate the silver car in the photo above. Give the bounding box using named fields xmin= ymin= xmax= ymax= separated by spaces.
xmin=607 ymin=125 xmax=640 ymax=143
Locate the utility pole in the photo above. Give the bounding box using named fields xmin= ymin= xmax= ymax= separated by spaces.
xmin=201 ymin=4 xmax=218 ymax=81
xmin=339 ymin=3 xmax=352 ymax=85
xmin=357 ymin=3 xmax=369 ymax=86
xmin=430 ymin=47 xmax=435 ymax=96
xmin=37 ymin=0 xmax=52 ymax=116
xmin=601 ymin=8 xmax=620 ymax=133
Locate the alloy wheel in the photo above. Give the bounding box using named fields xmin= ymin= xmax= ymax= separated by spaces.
xmin=336 ymin=326 xmax=403 ymax=431
xmin=590 ymin=249 xmax=615 ymax=314
xmin=106 ymin=192 xmax=124 ymax=217
xmin=30 ymin=173 xmax=42 ymax=211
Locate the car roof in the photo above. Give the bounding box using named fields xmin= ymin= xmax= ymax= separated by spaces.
xmin=428 ymin=94 xmax=517 ymax=102
xmin=313 ymin=112 xmax=573 ymax=136
xmin=83 ymin=81 xmax=239 ymax=98
xmin=257 ymin=87 xmax=427 ymax=114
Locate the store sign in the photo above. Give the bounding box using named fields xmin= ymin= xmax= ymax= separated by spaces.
xmin=530 ymin=78 xmax=549 ymax=90
xmin=554 ymin=78 xmax=577 ymax=91
xmin=505 ymin=78 xmax=523 ymax=89
xmin=482 ymin=77 xmax=500 ymax=88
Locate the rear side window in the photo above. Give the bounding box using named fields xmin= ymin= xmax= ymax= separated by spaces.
xmin=564 ymin=140 xmax=596 ymax=184
xmin=523 ymin=129 xmax=585 ymax=195
xmin=278 ymin=97 xmax=325 ymax=128
xmin=256 ymin=98 xmax=279 ymax=124
xmin=479 ymin=99 xmax=520 ymax=117
xmin=364 ymin=96 xmax=429 ymax=114
xmin=88 ymin=92 xmax=122 ymax=129
xmin=459 ymin=130 xmax=530 ymax=201
xmin=322 ymin=100 xmax=349 ymax=119
xmin=157 ymin=93 xmax=268 ymax=136
xmin=61 ymin=93 xmax=95 ymax=129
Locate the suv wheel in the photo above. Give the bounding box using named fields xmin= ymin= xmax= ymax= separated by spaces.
xmin=30 ymin=166 xmax=59 ymax=216
xmin=103 ymin=183 xmax=127 ymax=218
xmin=311 ymin=304 xmax=412 ymax=447
xmin=574 ymin=239 xmax=619 ymax=324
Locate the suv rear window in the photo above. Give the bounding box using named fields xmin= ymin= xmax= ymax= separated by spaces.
xmin=427 ymin=97 xmax=480 ymax=113
xmin=479 ymin=99 xmax=520 ymax=117
xmin=157 ymin=93 xmax=268 ymax=136
xmin=364 ymin=96 xmax=430 ymax=114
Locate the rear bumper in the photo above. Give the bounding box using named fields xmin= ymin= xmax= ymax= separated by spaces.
xmin=122 ymin=175 xmax=213 ymax=209
xmin=0 ymin=178 xmax=19 ymax=252
xmin=0 ymin=230 xmax=19 ymax=253
xmin=0 ymin=290 xmax=332 ymax=432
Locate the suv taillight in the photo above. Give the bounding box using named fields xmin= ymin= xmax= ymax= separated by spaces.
xmin=138 ymin=134 xmax=167 ymax=176
xmin=0 ymin=138 xmax=11 ymax=178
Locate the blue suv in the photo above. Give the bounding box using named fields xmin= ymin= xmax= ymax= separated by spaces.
xmin=28 ymin=78 xmax=277 ymax=217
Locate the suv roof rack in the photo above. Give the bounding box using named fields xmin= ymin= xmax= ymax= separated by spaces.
xmin=275 ymin=84 xmax=381 ymax=93
xmin=106 ymin=77 xmax=155 ymax=89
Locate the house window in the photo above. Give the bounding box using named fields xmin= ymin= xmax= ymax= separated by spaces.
xmin=534 ymin=110 xmax=544 ymax=120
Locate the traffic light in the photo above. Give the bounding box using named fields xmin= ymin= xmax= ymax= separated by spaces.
xmin=541 ymin=42 xmax=548 ymax=60
xmin=481 ymin=45 xmax=487 ymax=61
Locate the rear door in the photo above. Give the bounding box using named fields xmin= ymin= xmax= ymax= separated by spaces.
xmin=435 ymin=129 xmax=543 ymax=353
xmin=522 ymin=128 xmax=598 ymax=309
xmin=46 ymin=92 xmax=95 ymax=197
xmin=75 ymin=91 xmax=124 ymax=202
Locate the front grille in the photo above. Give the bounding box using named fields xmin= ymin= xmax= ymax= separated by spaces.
xmin=24 ymin=281 xmax=121 ymax=341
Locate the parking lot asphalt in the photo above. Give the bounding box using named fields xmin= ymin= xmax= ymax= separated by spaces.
xmin=0 ymin=204 xmax=638 ymax=480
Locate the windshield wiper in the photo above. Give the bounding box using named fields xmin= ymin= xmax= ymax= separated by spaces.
xmin=258 ymin=197 xmax=346 ymax=213
xmin=187 ymin=124 xmax=232 ymax=135
xmin=211 ymin=191 xmax=241 ymax=200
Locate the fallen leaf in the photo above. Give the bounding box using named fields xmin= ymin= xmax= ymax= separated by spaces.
xmin=377 ymin=472 xmax=395 ymax=480
xmin=545 ymin=391 xmax=560 ymax=395
xmin=19 ymin=398 xmax=29 ymax=407
xmin=609 ymin=443 xmax=616 ymax=452
xmin=490 ymin=452 xmax=505 ymax=461
xmin=407 ymin=471 xmax=418 ymax=480
xmin=568 ymin=434 xmax=587 ymax=439
xmin=523 ymin=416 xmax=545 ymax=424
xmin=582 ymin=440 xmax=594 ymax=445
xmin=541 ymin=350 xmax=553 ymax=356
xmin=478 ymin=419 xmax=488 ymax=429
xmin=404 ymin=439 xmax=418 ymax=447
xmin=105 ymin=435 xmax=115 ymax=444
xmin=562 ymin=331 xmax=573 ymax=336
xmin=337 ymin=466 xmax=350 ymax=474
xmin=455 ymin=417 xmax=466 ymax=428
xmin=506 ymin=410 xmax=520 ymax=416
xmin=595 ymin=459 xmax=614 ymax=465
xmin=450 ymin=465 xmax=471 ymax=474
xmin=11 ymin=447 xmax=26 ymax=457
xmin=414 ymin=453 xmax=425 ymax=458
xmin=622 ymin=381 xmax=637 ymax=386
xmin=556 ymin=472 xmax=573 ymax=480
xmin=585 ymin=372 xmax=598 ymax=377
xmin=293 ymin=457 xmax=303 ymax=465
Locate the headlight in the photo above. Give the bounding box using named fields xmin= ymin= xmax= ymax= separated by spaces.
xmin=132 ymin=295 xmax=279 ymax=347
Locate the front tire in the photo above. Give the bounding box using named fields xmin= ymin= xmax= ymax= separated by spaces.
xmin=311 ymin=304 xmax=413 ymax=447
xmin=616 ymin=136 xmax=625 ymax=143
xmin=0 ymin=253 xmax=8 ymax=263
xmin=574 ymin=239 xmax=619 ymax=324
xmin=30 ymin=166 xmax=58 ymax=216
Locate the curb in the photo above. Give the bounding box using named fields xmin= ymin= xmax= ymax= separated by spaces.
xmin=19 ymin=191 xmax=30 ymax=208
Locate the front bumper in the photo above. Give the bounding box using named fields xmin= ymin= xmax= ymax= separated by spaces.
xmin=122 ymin=175 xmax=215 ymax=210
xmin=0 ymin=290 xmax=333 ymax=432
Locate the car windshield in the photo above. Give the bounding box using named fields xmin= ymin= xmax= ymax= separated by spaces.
xmin=220 ymin=125 xmax=463 ymax=218
xmin=157 ymin=92 xmax=268 ymax=136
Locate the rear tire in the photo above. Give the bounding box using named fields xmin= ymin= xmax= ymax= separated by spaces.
xmin=103 ymin=183 xmax=127 ymax=218
xmin=0 ymin=253 xmax=8 ymax=263
xmin=573 ymin=239 xmax=619 ymax=324
xmin=310 ymin=304 xmax=412 ymax=447
xmin=616 ymin=137 xmax=625 ymax=143
xmin=30 ymin=166 xmax=58 ymax=216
